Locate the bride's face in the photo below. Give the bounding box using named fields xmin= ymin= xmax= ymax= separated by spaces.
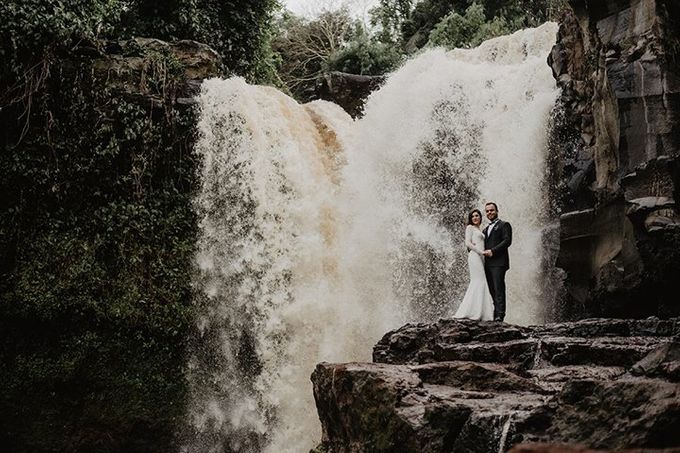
xmin=471 ymin=212 xmax=481 ymax=225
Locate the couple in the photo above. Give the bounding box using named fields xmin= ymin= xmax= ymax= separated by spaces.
xmin=454 ymin=202 xmax=512 ymax=322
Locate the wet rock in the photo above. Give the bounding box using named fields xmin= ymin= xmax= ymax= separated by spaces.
xmin=313 ymin=318 xmax=680 ymax=452
xmin=631 ymin=341 xmax=680 ymax=381
xmin=312 ymin=362 xmax=459 ymax=453
xmin=527 ymin=366 xmax=626 ymax=392
xmin=538 ymin=336 xmax=660 ymax=367
xmin=530 ymin=379 xmax=680 ymax=449
xmin=374 ymin=318 xmax=530 ymax=365
xmin=312 ymin=361 xmax=549 ymax=453
xmin=434 ymin=339 xmax=538 ymax=368
xmin=412 ymin=361 xmax=546 ymax=394
xmin=316 ymin=71 xmax=385 ymax=118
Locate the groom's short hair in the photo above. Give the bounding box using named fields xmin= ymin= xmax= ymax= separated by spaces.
xmin=485 ymin=202 xmax=498 ymax=210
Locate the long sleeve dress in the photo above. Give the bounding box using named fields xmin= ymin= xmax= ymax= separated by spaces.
xmin=453 ymin=225 xmax=495 ymax=320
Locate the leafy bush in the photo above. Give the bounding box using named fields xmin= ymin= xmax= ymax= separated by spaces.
xmin=0 ymin=0 xmax=278 ymax=85
xmin=0 ymin=0 xmax=121 ymax=78
xmin=372 ymin=0 xmax=567 ymax=52
xmin=273 ymin=8 xmax=404 ymax=101
xmin=369 ymin=0 xmax=414 ymax=46
xmin=119 ymin=0 xmax=279 ymax=79
xmin=427 ymin=2 xmax=513 ymax=49
xmin=0 ymin=0 xmax=274 ymax=448
xmin=328 ymin=32 xmax=402 ymax=76
xmin=0 ymin=42 xmax=201 ymax=449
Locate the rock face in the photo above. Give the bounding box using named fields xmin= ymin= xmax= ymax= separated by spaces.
xmin=312 ymin=318 xmax=680 ymax=452
xmin=90 ymin=37 xmax=221 ymax=107
xmin=316 ymin=71 xmax=385 ymax=117
xmin=548 ymin=0 xmax=680 ymax=319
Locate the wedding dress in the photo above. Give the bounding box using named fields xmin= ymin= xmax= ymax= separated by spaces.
xmin=454 ymin=225 xmax=495 ymax=320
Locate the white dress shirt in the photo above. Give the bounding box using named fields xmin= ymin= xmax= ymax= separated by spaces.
xmin=486 ymin=219 xmax=500 ymax=236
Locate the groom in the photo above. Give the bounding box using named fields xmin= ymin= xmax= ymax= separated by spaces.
xmin=482 ymin=202 xmax=512 ymax=322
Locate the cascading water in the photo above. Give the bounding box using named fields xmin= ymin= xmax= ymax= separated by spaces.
xmin=183 ymin=22 xmax=560 ymax=453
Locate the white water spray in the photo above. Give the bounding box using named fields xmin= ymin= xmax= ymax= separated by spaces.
xmin=184 ymin=22 xmax=559 ymax=453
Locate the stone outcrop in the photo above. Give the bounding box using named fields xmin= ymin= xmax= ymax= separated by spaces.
xmin=87 ymin=37 xmax=221 ymax=108
xmin=548 ymin=0 xmax=680 ymax=319
xmin=316 ymin=71 xmax=385 ymax=117
xmin=312 ymin=318 xmax=680 ymax=452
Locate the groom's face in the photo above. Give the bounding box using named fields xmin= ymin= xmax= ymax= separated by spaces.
xmin=485 ymin=204 xmax=498 ymax=221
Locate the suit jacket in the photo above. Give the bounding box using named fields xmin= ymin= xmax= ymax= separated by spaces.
xmin=483 ymin=219 xmax=512 ymax=269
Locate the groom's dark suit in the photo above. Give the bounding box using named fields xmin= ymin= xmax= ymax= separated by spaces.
xmin=483 ymin=219 xmax=512 ymax=321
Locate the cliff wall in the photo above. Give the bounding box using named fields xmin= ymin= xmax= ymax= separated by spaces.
xmin=548 ymin=0 xmax=680 ymax=318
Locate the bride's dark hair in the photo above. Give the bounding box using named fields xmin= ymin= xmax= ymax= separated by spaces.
xmin=467 ymin=209 xmax=482 ymax=225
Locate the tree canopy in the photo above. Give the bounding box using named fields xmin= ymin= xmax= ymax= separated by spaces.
xmin=269 ymin=0 xmax=567 ymax=102
xmin=0 ymin=0 xmax=278 ymax=84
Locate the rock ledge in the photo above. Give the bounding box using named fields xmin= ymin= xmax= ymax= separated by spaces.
xmin=312 ymin=318 xmax=680 ymax=452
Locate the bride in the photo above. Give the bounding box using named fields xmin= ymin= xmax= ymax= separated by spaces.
xmin=454 ymin=209 xmax=495 ymax=321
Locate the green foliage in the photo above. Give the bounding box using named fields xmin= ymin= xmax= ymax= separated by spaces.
xmin=0 ymin=1 xmax=275 ymax=451
xmin=369 ymin=0 xmax=414 ymax=46
xmin=399 ymin=0 xmax=463 ymax=50
xmin=250 ymin=23 xmax=286 ymax=88
xmin=0 ymin=0 xmax=279 ymax=86
xmin=0 ymin=41 xmax=200 ymax=452
xmin=0 ymin=0 xmax=121 ymax=79
xmin=427 ymin=2 xmax=485 ymax=49
xmin=273 ymin=0 xmax=566 ymax=101
xmin=372 ymin=0 xmax=567 ymax=52
xmin=119 ymin=0 xmax=280 ymax=80
xmin=427 ymin=3 xmax=513 ymax=49
xmin=273 ymin=7 xmax=404 ymax=101
xmin=0 ymin=1 xmax=280 ymax=450
xmin=327 ymin=28 xmax=402 ymax=76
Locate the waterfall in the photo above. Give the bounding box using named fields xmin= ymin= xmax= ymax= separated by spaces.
xmin=183 ymin=22 xmax=560 ymax=453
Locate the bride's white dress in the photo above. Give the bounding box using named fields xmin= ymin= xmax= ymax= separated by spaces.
xmin=454 ymin=225 xmax=495 ymax=320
